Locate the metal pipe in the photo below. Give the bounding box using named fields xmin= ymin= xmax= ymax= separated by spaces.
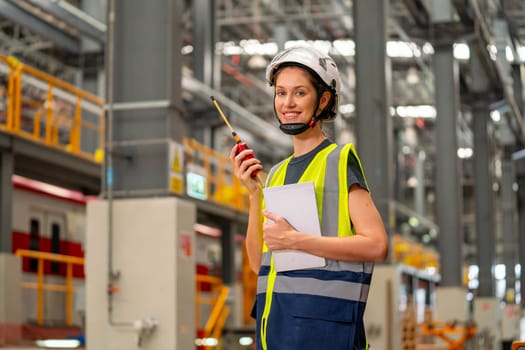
xmin=105 ymin=0 xmax=133 ymax=328
xmin=217 ymin=10 xmax=350 ymax=26
xmin=106 ymin=188 xmax=173 ymax=197
xmin=104 ymin=100 xmax=171 ymax=111
xmin=109 ymin=138 xmax=171 ymax=147
xmin=105 ymin=0 xmax=115 ymax=318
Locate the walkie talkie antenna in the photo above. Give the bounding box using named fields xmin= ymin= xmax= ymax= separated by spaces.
xmin=210 ymin=96 xmax=242 ymax=143
xmin=210 ymin=96 xmax=262 ymax=183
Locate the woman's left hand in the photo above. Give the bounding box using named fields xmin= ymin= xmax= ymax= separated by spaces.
xmin=262 ymin=210 xmax=297 ymax=251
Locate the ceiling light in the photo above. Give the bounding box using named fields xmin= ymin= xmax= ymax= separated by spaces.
xmin=339 ymin=103 xmax=355 ymax=114
xmin=333 ymin=39 xmax=355 ymax=56
xmin=387 ymin=41 xmax=415 ymax=58
xmin=422 ymin=42 xmax=434 ymax=55
xmin=407 ymin=176 xmax=418 ymax=187
xmin=408 ymin=216 xmax=419 ymax=227
xmin=247 ymin=55 xmax=267 ymax=69
xmin=396 ymin=105 xmax=436 ymax=118
xmin=490 ymin=110 xmax=501 ymax=122
xmin=517 ymin=45 xmax=525 ymax=63
xmin=406 ymin=67 xmax=419 ymax=85
xmin=506 ymin=46 xmax=515 ymax=62
xmin=453 ymin=43 xmax=470 ymax=60
xmin=457 ymin=147 xmax=473 ymax=159
xmin=181 ymin=45 xmax=193 ymax=55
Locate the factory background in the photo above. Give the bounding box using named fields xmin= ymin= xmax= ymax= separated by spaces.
xmin=0 ymin=0 xmax=524 ymax=349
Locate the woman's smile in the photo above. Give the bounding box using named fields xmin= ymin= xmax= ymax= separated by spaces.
xmin=281 ymin=110 xmax=302 ymax=121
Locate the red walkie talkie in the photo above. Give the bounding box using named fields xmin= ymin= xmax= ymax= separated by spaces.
xmin=210 ymin=96 xmax=261 ymax=179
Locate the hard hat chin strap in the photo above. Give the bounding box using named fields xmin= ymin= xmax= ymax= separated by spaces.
xmin=279 ymin=117 xmax=317 ymax=135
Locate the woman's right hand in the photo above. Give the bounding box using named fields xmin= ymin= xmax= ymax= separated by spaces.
xmin=229 ymin=143 xmax=263 ymax=194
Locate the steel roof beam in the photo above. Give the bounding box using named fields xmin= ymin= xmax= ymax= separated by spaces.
xmin=21 ymin=0 xmax=106 ymax=44
xmin=0 ymin=0 xmax=80 ymax=52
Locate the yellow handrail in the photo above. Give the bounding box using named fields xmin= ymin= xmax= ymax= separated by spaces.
xmin=203 ymin=285 xmax=230 ymax=336
xmin=183 ymin=137 xmax=257 ymax=213
xmin=15 ymin=256 xmax=232 ymax=338
xmin=14 ymin=249 xmax=84 ymax=327
xmin=210 ymin=304 xmax=230 ymax=350
xmin=0 ymin=54 xmax=105 ymax=163
xmin=196 ymin=274 xmax=230 ymax=349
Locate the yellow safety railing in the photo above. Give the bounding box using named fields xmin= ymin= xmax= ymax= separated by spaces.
xmin=196 ymin=274 xmax=230 ymax=350
xmin=14 ymin=249 xmax=84 ymax=327
xmin=184 ymin=137 xmax=256 ymax=213
xmin=392 ymin=233 xmax=439 ymax=272
xmin=0 ymin=54 xmax=105 ymax=162
xmin=15 ymin=254 xmax=233 ymax=339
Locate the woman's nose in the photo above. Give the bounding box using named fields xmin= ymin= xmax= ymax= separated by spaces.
xmin=283 ymin=94 xmax=295 ymax=106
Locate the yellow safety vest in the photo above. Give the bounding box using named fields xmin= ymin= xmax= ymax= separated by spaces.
xmin=256 ymin=143 xmax=372 ymax=350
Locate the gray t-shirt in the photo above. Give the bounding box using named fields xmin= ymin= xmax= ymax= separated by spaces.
xmin=283 ymin=139 xmax=368 ymax=191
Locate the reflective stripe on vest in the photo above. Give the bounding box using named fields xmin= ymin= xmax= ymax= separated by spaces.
xmin=257 ymin=273 xmax=370 ymax=302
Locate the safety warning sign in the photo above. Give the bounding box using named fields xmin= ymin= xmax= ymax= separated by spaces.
xmin=169 ymin=142 xmax=184 ymax=194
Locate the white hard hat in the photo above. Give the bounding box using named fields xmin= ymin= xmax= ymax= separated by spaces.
xmin=266 ymin=46 xmax=341 ymax=120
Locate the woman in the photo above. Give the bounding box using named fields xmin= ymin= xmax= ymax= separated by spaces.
xmin=230 ymin=46 xmax=388 ymax=350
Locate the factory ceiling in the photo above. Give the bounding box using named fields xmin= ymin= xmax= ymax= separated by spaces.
xmin=0 ymin=0 xmax=523 ymax=141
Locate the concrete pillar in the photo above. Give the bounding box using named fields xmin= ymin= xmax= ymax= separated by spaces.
xmin=106 ymin=0 xmax=186 ymax=197
xmin=0 ymin=254 xmax=22 ymax=345
xmin=192 ymin=0 xmax=218 ymax=88
xmin=471 ymin=103 xmax=501 ymax=346
xmin=517 ymin=160 xmax=525 ymax=305
xmin=501 ymin=153 xmax=519 ymax=299
xmin=86 ymin=197 xmax=196 ymax=349
xmin=354 ymin=0 xmax=394 ymax=251
xmin=468 ymin=33 xmax=497 ymax=298
xmin=430 ymin=0 xmax=468 ymax=323
xmin=431 ymin=0 xmax=463 ymax=289
xmin=472 ymin=103 xmax=496 ymax=297
xmin=432 ymin=41 xmax=463 ymax=287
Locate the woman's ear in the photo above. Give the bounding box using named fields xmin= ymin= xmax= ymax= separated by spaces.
xmin=318 ymin=90 xmax=332 ymax=112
